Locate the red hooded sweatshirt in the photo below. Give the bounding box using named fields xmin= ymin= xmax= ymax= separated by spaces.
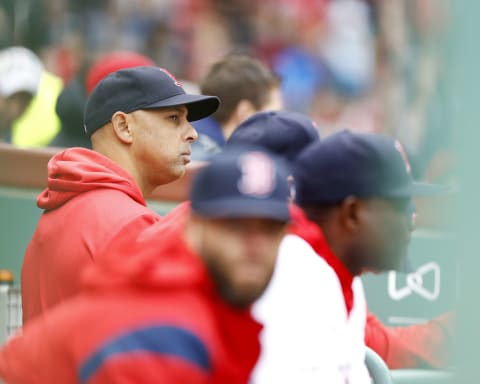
xmin=289 ymin=205 xmax=454 ymax=369
xmin=0 ymin=210 xmax=262 ymax=384
xmin=21 ymin=148 xmax=161 ymax=324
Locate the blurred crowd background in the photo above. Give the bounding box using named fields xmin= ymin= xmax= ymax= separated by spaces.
xmin=0 ymin=0 xmax=452 ymax=182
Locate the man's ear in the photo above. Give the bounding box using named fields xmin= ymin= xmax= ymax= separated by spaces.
xmin=111 ymin=111 xmax=133 ymax=144
xmin=339 ymin=196 xmax=362 ymax=234
xmin=234 ymin=99 xmax=256 ymax=123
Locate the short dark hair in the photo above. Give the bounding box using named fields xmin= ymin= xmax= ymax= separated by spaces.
xmin=200 ymin=54 xmax=281 ymax=124
xmin=300 ymin=202 xmax=342 ymax=226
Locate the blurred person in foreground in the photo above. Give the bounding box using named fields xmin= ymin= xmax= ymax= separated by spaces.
xmin=50 ymin=51 xmax=155 ymax=148
xmin=191 ymin=54 xmax=283 ymax=161
xmin=0 ymin=46 xmax=63 ymax=146
xmin=228 ymin=111 xmax=454 ymax=372
xmin=0 ymin=145 xmax=290 ymax=384
xmin=21 ymin=66 xmax=219 ymax=324
xmin=248 ymin=129 xmax=444 ymax=382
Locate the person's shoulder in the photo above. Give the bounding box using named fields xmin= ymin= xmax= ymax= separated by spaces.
xmin=279 ymin=234 xmax=336 ymax=275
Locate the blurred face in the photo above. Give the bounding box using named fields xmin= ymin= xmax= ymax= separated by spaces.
xmin=192 ymin=216 xmax=287 ymax=309
xmin=351 ymin=198 xmax=413 ymax=273
xmin=0 ymin=92 xmax=33 ymax=138
xmin=130 ymin=105 xmax=198 ymax=188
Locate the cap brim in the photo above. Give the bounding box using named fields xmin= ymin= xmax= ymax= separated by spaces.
xmin=192 ymin=198 xmax=290 ymax=222
xmin=411 ymin=182 xmax=448 ymax=197
xmin=144 ymin=94 xmax=220 ymax=121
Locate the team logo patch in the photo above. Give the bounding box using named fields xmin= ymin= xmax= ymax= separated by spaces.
xmin=394 ymin=140 xmax=411 ymax=174
xmin=237 ymin=152 xmax=276 ymax=197
xmin=158 ymin=68 xmax=183 ymax=87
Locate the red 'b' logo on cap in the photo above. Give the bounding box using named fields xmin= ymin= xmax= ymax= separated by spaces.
xmin=237 ymin=152 xmax=275 ymax=197
xmin=158 ymin=68 xmax=183 ymax=87
xmin=394 ymin=140 xmax=411 ymax=174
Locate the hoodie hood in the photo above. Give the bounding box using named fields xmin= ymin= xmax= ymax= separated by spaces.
xmin=37 ymin=147 xmax=145 ymax=210
xmin=82 ymin=207 xmax=210 ymax=292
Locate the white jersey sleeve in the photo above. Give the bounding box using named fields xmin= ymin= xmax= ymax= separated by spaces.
xmin=251 ymin=234 xmax=370 ymax=384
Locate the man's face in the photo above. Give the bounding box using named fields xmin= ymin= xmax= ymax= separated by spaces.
xmin=0 ymin=92 xmax=33 ymax=138
xmin=353 ymin=198 xmax=413 ymax=273
xmin=129 ymin=105 xmax=198 ymax=188
xmin=195 ymin=216 xmax=287 ymax=309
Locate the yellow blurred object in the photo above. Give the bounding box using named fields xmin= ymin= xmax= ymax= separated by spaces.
xmin=11 ymin=71 xmax=63 ymax=147
xmin=0 ymin=269 xmax=14 ymax=284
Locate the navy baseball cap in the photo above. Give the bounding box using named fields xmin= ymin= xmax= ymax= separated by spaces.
xmin=191 ymin=145 xmax=291 ymax=222
xmin=227 ymin=110 xmax=320 ymax=162
xmin=294 ymin=130 xmax=445 ymax=204
xmin=84 ymin=66 xmax=220 ymax=137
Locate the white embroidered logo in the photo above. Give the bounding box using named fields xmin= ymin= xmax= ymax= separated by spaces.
xmin=237 ymin=152 xmax=275 ymax=197
xmin=388 ymin=262 xmax=441 ymax=301
xmin=394 ymin=140 xmax=412 ymax=174
xmin=158 ymin=68 xmax=183 ymax=87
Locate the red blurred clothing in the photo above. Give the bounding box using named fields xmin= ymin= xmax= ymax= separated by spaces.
xmin=365 ymin=312 xmax=454 ymax=369
xmin=1 ymin=212 xmax=261 ymax=383
xmin=21 ymin=147 xmax=161 ymax=324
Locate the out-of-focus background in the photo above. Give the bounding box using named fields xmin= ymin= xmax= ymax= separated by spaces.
xmin=0 ymin=0 xmax=453 ymax=184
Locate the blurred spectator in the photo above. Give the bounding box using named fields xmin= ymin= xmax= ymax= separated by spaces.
xmin=376 ymin=0 xmax=449 ymax=179
xmin=321 ymin=0 xmax=376 ymax=97
xmin=366 ymin=311 xmax=455 ymax=369
xmin=192 ymin=54 xmax=282 ymax=161
xmin=272 ymin=46 xmax=329 ymax=115
xmin=50 ymin=71 xmax=90 ymax=148
xmin=0 ymin=0 xmax=49 ymax=52
xmin=84 ymin=51 xmax=155 ymax=94
xmin=0 ymin=46 xmax=63 ymax=147
xmin=309 ymin=85 xmax=383 ymax=138
xmin=50 ymin=50 xmax=155 ymax=148
xmin=267 ymin=2 xmax=330 ymax=114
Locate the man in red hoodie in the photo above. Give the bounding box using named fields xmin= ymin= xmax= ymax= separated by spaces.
xmin=21 ymin=66 xmax=220 ymax=323
xmin=0 ymin=145 xmax=290 ymax=383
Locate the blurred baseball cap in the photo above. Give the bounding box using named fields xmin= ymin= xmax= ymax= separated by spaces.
xmin=294 ymin=130 xmax=445 ymax=204
xmin=227 ymin=110 xmax=320 ymax=162
xmin=0 ymin=47 xmax=43 ymax=97
xmin=84 ymin=66 xmax=220 ymax=137
xmin=191 ymin=145 xmax=291 ymax=222
xmin=85 ymin=51 xmax=155 ymax=95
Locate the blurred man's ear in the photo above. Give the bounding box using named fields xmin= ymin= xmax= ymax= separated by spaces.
xmin=339 ymin=196 xmax=362 ymax=235
xmin=235 ymin=99 xmax=256 ymax=121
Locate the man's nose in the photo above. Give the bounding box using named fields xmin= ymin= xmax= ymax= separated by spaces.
xmin=186 ymin=123 xmax=198 ymax=143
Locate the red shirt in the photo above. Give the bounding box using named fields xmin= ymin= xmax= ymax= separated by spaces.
xmin=21 ymin=148 xmax=161 ymax=323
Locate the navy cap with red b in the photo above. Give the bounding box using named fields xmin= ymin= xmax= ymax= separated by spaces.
xmin=191 ymin=145 xmax=291 ymax=222
xmin=294 ymin=130 xmax=445 ymax=204
xmin=84 ymin=66 xmax=220 ymax=137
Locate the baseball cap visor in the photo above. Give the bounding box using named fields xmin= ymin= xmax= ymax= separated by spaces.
xmin=192 ymin=198 xmax=290 ymax=222
xmin=411 ymin=181 xmax=448 ymax=197
xmin=143 ymin=94 xmax=220 ymax=121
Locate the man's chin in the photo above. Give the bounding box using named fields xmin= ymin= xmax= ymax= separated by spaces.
xmin=222 ymin=287 xmax=266 ymax=309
